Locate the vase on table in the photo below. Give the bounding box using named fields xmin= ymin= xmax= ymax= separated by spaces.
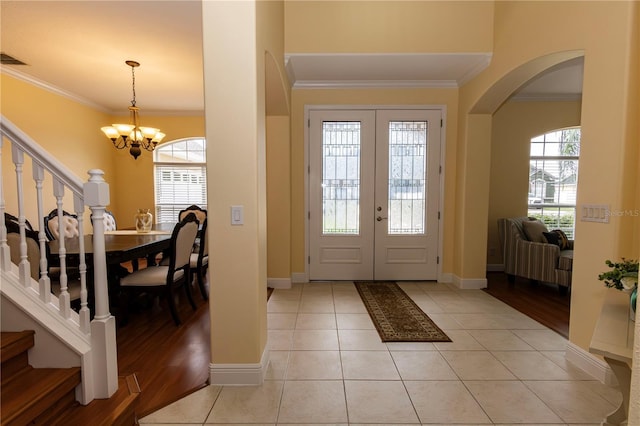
xmin=135 ymin=209 xmax=153 ymax=233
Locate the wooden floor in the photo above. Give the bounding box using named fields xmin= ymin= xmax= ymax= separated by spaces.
xmin=115 ymin=274 xmax=570 ymax=419
xmin=116 ymin=291 xmax=210 ymax=418
xmin=484 ymin=271 xmax=571 ymax=338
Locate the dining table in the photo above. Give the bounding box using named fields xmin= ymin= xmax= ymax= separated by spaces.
xmin=47 ymin=225 xmax=175 ymax=308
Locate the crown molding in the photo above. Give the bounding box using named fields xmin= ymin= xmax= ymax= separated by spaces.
xmin=2 ymin=67 xmax=111 ymax=113
xmin=292 ymin=79 xmax=459 ymax=89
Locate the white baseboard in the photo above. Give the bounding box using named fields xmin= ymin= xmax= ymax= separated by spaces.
xmin=267 ymin=278 xmax=291 ymax=289
xmin=291 ymin=273 xmax=307 ymax=284
xmin=565 ymin=341 xmax=615 ymax=385
xmin=452 ymin=275 xmax=487 ymax=290
xmin=209 ymin=347 xmax=270 ymax=386
xmin=438 ymin=272 xmax=453 ymax=284
xmin=486 ymin=264 xmax=504 ymax=272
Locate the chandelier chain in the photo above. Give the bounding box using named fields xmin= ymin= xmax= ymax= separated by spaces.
xmin=130 ymin=65 xmax=137 ymax=107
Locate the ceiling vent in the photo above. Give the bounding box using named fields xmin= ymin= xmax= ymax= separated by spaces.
xmin=1 ymin=53 xmax=27 ymax=65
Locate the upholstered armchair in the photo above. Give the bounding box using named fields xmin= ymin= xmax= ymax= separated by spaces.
xmin=497 ymin=217 xmax=574 ymax=294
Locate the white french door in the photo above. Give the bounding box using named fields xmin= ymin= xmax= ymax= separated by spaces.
xmin=309 ymin=108 xmax=441 ymax=281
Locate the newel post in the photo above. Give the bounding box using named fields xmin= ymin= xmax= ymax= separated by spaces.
xmin=84 ymin=169 xmax=118 ymax=398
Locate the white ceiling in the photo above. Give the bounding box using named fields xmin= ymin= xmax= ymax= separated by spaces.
xmin=1 ymin=1 xmax=583 ymax=115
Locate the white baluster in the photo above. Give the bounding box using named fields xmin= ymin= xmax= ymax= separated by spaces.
xmin=74 ymin=193 xmax=89 ymax=332
xmin=11 ymin=145 xmax=31 ymax=286
xmin=0 ymin=137 xmax=10 ymax=271
xmin=33 ymin=163 xmax=51 ymax=303
xmin=53 ymin=179 xmax=71 ymax=318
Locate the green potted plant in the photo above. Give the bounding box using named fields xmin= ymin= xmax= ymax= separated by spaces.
xmin=598 ymin=258 xmax=638 ymax=320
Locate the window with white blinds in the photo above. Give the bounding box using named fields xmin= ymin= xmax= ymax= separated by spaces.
xmin=154 ymin=138 xmax=207 ymax=223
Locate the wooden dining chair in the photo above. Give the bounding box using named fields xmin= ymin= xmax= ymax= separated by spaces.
xmin=118 ymin=213 xmax=199 ymax=326
xmin=44 ymin=209 xmax=80 ymax=240
xmin=189 ymin=218 xmax=209 ymax=300
xmin=178 ymin=205 xmax=207 ymax=224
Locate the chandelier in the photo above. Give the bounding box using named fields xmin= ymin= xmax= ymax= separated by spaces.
xmin=101 ymin=60 xmax=165 ymax=159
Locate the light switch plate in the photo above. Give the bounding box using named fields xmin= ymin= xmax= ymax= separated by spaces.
xmin=581 ymin=204 xmax=610 ymax=223
xmin=231 ymin=205 xmax=244 ymax=225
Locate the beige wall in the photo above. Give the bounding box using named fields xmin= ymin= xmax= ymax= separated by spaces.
xmin=202 ymin=0 xmax=287 ymax=367
xmin=457 ymin=1 xmax=639 ymax=351
xmin=488 ymin=100 xmax=582 ymax=266
xmin=289 ymin=88 xmax=459 ymax=276
xmin=285 ymin=1 xmax=494 ymax=53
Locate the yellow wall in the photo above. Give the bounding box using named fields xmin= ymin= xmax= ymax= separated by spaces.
xmin=457 ymin=1 xmax=638 ymax=350
xmin=1 ymin=73 xmax=114 ymax=233
xmin=488 ymin=100 xmax=582 ymax=266
xmin=1 ymin=73 xmax=205 ymax=231
xmin=202 ymin=0 xmax=286 ymax=367
xmin=285 ymin=1 xmax=493 ymax=53
xmin=290 ymin=88 xmax=459 ymax=276
xmin=106 ymin=114 xmax=204 ymax=228
xmin=266 ymin=115 xmax=291 ymax=279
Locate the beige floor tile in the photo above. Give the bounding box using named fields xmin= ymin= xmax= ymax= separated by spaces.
xmin=539 ymin=351 xmax=596 ymax=380
xmin=341 ymin=350 xmax=400 ymax=380
xmin=404 ymin=380 xmax=491 ymax=424
xmin=440 ymin=351 xmax=516 ymax=380
xmin=334 ymin=297 xmax=368 ymax=313
xmin=391 ymin=351 xmax=458 ymax=380
xmin=264 ymin=350 xmax=289 ymax=380
xmin=267 ymin=313 xmax=297 ymax=330
xmin=338 ymin=329 xmax=388 ymax=350
xmin=299 ymin=296 xmax=335 ymax=313
xmin=385 ymin=341 xmax=436 ymax=351
xmin=292 ymin=329 xmax=339 ymax=350
xmin=344 ymin=380 xmax=419 ymax=424
xmin=140 ymin=385 xmax=221 ymax=424
xmin=336 ymin=313 xmax=375 ymax=330
xmin=492 ymin=351 xmax=577 ymax=380
xmin=464 ymin=380 xmax=563 ymax=423
xmin=205 ymin=381 xmax=283 ymax=424
xmin=295 ymin=312 xmax=337 ymax=329
xmin=267 ymin=299 xmax=300 ymax=313
xmin=512 ymin=329 xmax=568 ymax=351
xmin=427 ymin=313 xmax=463 ymax=329
xmin=433 ymin=330 xmax=485 ymax=351
xmin=524 ymin=380 xmax=618 ymax=423
xmin=286 ymin=350 xmax=342 ymax=380
xmin=468 ymin=329 xmax=535 ymax=351
xmin=581 ymin=380 xmax=623 ymax=406
xmin=268 ymin=330 xmax=294 ymax=350
xmin=277 ymin=380 xmax=348 ymax=424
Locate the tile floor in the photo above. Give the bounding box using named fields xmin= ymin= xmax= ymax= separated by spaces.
xmin=139 ymin=281 xmax=621 ymax=425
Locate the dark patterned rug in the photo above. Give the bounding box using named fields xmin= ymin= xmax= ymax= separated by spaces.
xmin=355 ymin=281 xmax=451 ymax=342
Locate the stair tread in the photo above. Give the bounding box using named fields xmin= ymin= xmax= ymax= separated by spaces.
xmin=0 ymin=331 xmax=35 ymax=363
xmin=1 ymin=366 xmax=81 ymax=424
xmin=56 ymin=374 xmax=141 ymax=426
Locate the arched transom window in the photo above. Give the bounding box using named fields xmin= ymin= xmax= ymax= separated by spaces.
xmin=154 ymin=138 xmax=207 ymax=223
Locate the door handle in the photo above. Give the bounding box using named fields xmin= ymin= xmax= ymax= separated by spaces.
xmin=376 ymin=216 xmax=387 ymax=221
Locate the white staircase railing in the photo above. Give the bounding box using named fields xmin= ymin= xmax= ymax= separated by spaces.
xmin=0 ymin=115 xmax=117 ymax=403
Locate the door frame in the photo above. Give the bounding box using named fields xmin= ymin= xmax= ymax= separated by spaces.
xmin=303 ymin=104 xmax=447 ymax=282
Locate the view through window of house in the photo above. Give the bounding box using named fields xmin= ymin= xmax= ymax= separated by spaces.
xmin=528 ymin=127 xmax=580 ymax=238
xmin=154 ymin=138 xmax=207 ymax=223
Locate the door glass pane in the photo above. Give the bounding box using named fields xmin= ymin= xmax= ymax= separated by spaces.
xmin=322 ymin=121 xmax=361 ymax=234
xmin=388 ymin=121 xmax=427 ymax=235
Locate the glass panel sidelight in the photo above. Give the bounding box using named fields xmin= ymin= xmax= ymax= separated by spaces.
xmin=388 ymin=121 xmax=427 ymax=235
xmin=322 ymin=121 xmax=361 ymax=234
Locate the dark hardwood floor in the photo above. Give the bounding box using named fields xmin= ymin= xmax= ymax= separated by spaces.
xmin=116 ymin=290 xmax=210 ymax=418
xmin=483 ymin=271 xmax=571 ymax=338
